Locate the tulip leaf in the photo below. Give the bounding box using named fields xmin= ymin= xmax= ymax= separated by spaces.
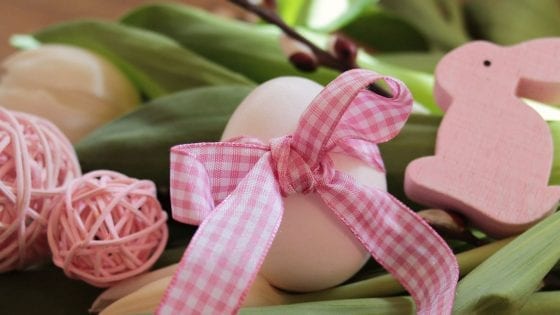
xmin=278 ymin=0 xmax=374 ymax=32
xmin=121 ymin=3 xmax=339 ymax=86
xmin=368 ymin=52 xmax=443 ymax=74
xmin=378 ymin=0 xmax=470 ymax=51
xmin=121 ymin=3 xmax=440 ymax=112
xmin=465 ymin=0 xmax=560 ymax=45
xmin=453 ymin=210 xmax=560 ymax=314
xmin=0 ymin=263 xmax=102 ymax=315
xmin=340 ymin=7 xmax=429 ymax=52
xmin=75 ymin=85 xmax=253 ymax=198
xmin=520 ymin=292 xmax=560 ymax=314
xmin=240 ymin=297 xmax=415 ymax=315
xmin=32 ymin=20 xmax=253 ymax=99
xmin=550 ymin=121 xmax=560 ymax=185
xmin=276 ymin=0 xmax=312 ymax=26
xmin=379 ymin=114 xmax=439 ymax=206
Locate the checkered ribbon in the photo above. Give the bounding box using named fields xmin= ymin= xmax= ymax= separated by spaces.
xmin=158 ymin=69 xmax=458 ymax=315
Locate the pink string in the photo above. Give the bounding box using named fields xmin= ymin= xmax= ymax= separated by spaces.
xmin=48 ymin=170 xmax=168 ymax=287
xmin=0 ymin=107 xmax=81 ymax=272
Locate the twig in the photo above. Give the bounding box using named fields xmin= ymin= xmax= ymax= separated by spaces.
xmin=229 ymin=0 xmax=356 ymax=72
xmin=229 ymin=0 xmax=392 ymax=97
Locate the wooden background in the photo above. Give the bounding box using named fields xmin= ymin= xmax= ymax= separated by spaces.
xmin=0 ymin=0 xmax=237 ymax=60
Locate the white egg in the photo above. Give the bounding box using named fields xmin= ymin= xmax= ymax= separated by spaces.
xmin=222 ymin=76 xmax=387 ymax=292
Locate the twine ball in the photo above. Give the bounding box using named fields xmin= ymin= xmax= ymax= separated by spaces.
xmin=48 ymin=170 xmax=168 ymax=287
xmin=0 ymin=107 xmax=81 ymax=272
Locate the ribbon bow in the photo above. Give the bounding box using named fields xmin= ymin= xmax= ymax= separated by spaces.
xmin=158 ymin=69 xmax=458 ymax=315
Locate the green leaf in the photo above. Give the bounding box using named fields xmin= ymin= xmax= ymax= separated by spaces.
xmin=240 ymin=297 xmax=415 ymax=315
xmin=379 ymin=114 xmax=439 ymax=205
xmin=131 ymin=292 xmax=560 ymax=314
xmin=152 ymin=245 xmax=188 ymax=270
xmin=276 ymin=0 xmax=312 ymax=26
xmin=32 ymin=20 xmax=253 ymax=99
xmin=379 ymin=0 xmax=470 ymax=51
xmin=75 ymin=85 xmax=253 ymax=196
xmin=301 ymin=0 xmax=375 ymax=32
xmin=453 ymin=210 xmax=560 ymax=314
xmin=358 ymin=54 xmax=440 ymax=114
xmin=277 ymin=0 xmax=374 ymax=32
xmin=340 ymin=7 xmax=429 ymax=52
xmin=372 ymin=51 xmax=444 ymax=74
xmin=465 ymin=0 xmax=560 ymax=45
xmin=0 ymin=263 xmax=102 ymax=315
xmin=120 ymin=3 xmax=441 ymax=111
xmin=121 ymin=3 xmax=339 ymax=86
xmin=10 ymin=34 xmax=41 ymax=50
xmin=520 ymin=292 xmax=560 ymax=314
xmin=550 ymin=121 xmax=560 ymax=185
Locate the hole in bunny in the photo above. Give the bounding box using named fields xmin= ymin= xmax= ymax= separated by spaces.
xmin=483 ymin=60 xmax=492 ymax=67
xmin=367 ymin=79 xmax=393 ymax=98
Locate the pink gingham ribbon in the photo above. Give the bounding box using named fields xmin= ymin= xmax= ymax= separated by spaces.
xmin=158 ymin=69 xmax=458 ymax=314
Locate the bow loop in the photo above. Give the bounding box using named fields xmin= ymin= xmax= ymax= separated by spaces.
xmin=170 ymin=142 xmax=268 ymax=225
xmin=290 ymin=69 xmax=413 ymax=169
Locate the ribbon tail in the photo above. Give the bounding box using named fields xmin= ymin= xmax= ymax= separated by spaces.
xmin=319 ymin=172 xmax=458 ymax=315
xmin=158 ymin=155 xmax=284 ymax=314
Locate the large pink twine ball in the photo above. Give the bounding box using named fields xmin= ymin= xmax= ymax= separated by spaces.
xmin=0 ymin=107 xmax=81 ymax=272
xmin=47 ymin=170 xmax=168 ymax=287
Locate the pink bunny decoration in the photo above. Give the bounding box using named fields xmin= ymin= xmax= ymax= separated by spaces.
xmin=405 ymin=39 xmax=560 ymax=237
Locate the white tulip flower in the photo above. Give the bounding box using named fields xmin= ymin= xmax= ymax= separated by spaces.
xmin=0 ymin=44 xmax=141 ymax=142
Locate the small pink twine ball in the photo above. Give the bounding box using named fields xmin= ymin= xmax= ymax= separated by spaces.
xmin=48 ymin=170 xmax=168 ymax=287
xmin=0 ymin=107 xmax=80 ymax=272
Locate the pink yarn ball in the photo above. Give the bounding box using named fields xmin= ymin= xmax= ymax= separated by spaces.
xmin=48 ymin=170 xmax=168 ymax=287
xmin=0 ymin=107 xmax=81 ymax=272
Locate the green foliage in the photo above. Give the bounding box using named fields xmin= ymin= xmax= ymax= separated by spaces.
xmin=241 ymin=297 xmax=415 ymax=315
xmin=33 ymin=20 xmax=253 ymax=99
xmin=465 ymin=0 xmax=560 ymax=45
xmin=120 ymin=3 xmax=440 ymax=111
xmin=121 ymin=3 xmax=339 ymax=85
xmin=550 ymin=121 xmax=560 ymax=185
xmin=378 ymin=0 xmax=471 ymax=51
xmin=75 ymin=85 xmax=253 ymax=194
xmin=340 ymin=7 xmax=429 ymax=52
xmin=454 ymin=211 xmax=560 ymax=314
xmin=277 ymin=0 xmax=374 ymax=32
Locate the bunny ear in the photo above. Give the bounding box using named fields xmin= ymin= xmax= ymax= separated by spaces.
xmin=513 ymin=38 xmax=560 ymax=104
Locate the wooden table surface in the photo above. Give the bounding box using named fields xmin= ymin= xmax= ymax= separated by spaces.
xmin=0 ymin=0 xmax=235 ymax=60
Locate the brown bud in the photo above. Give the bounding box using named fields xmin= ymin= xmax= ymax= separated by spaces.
xmin=328 ymin=35 xmax=358 ymax=64
xmin=289 ymin=52 xmax=318 ymax=72
xmin=262 ymin=0 xmax=277 ymax=11
xmin=279 ymin=34 xmax=318 ymax=72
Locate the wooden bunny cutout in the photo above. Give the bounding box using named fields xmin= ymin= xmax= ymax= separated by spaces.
xmin=405 ymin=39 xmax=560 ymax=237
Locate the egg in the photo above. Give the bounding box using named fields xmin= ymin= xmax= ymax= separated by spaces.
xmin=221 ymin=77 xmax=387 ymax=292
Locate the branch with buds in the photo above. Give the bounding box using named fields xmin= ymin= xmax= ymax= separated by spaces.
xmin=229 ymin=0 xmax=358 ymax=72
xmin=228 ymin=0 xmax=391 ymax=96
